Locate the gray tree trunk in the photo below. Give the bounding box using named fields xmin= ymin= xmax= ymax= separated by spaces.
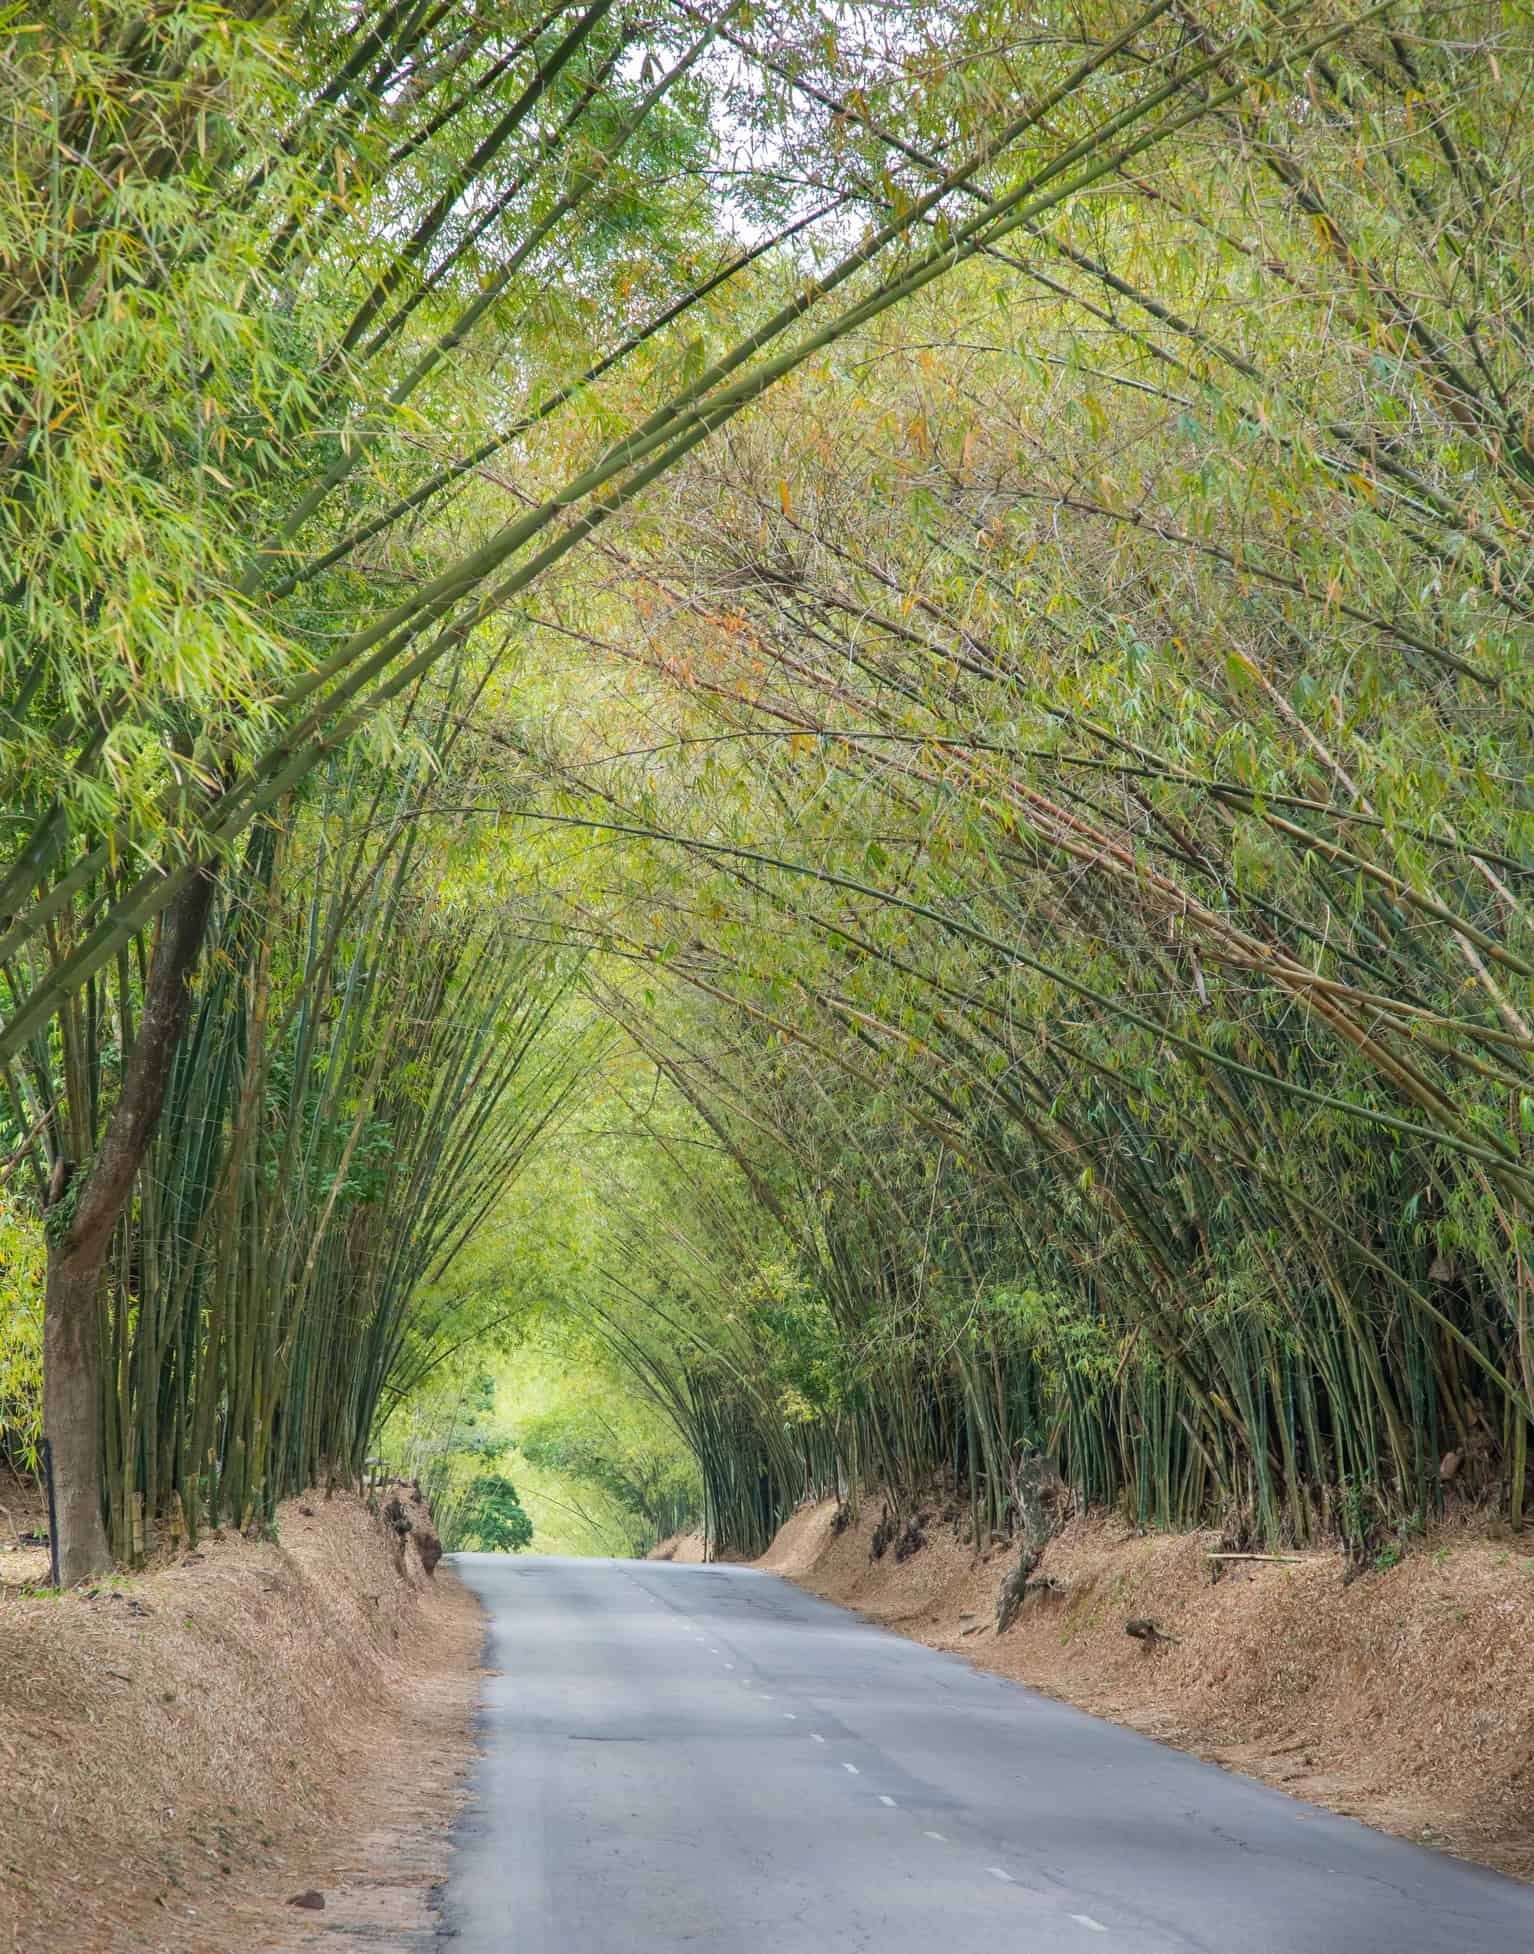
xmin=43 ymin=871 xmax=217 ymax=1585
xmin=43 ymin=1259 xmax=112 ymax=1585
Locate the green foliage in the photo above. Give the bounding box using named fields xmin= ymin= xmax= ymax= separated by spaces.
xmin=451 ymin=1474 xmax=535 ymax=1554
xmin=0 ymin=1197 xmax=45 ymax=1471
xmin=412 ymin=4 xmax=1534 ymax=1554
xmin=518 ymin=1403 xmax=701 ymax=1544
xmin=4 ymin=0 xmax=1166 ymax=1071
xmin=9 ymin=0 xmax=1534 ymax=1578
xmin=437 ymin=1331 xmax=702 ymax=1556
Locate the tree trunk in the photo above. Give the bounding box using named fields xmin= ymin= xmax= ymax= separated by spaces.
xmin=43 ymin=1257 xmax=112 ymax=1584
xmin=43 ymin=870 xmax=217 ymax=1585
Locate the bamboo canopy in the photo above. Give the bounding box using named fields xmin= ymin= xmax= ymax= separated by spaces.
xmin=3 ymin=0 xmax=1531 ymax=1568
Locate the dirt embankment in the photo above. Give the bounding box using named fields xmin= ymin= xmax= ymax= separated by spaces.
xmin=760 ymin=1495 xmax=1534 ymax=1882
xmin=1 ymin=1482 xmax=482 ymax=1954
xmin=647 ymin=1531 xmax=707 ymax=1563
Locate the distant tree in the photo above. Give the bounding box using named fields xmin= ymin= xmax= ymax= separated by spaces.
xmin=454 ymin=1475 xmax=534 ymax=1554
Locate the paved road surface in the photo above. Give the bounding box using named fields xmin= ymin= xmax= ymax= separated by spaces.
xmin=444 ymin=1554 xmax=1532 ymax=1952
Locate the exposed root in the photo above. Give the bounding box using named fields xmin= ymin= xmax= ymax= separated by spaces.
xmin=995 ymin=1454 xmax=1069 ymax=1634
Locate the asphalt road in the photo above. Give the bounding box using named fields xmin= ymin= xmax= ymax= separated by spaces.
xmin=444 ymin=1554 xmax=1533 ymax=1952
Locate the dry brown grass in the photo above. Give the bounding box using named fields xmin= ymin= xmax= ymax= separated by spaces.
xmin=646 ymin=1531 xmax=707 ymax=1563
xmin=762 ymin=1494 xmax=1534 ymax=1882
xmin=1 ymin=1484 xmax=482 ymax=1954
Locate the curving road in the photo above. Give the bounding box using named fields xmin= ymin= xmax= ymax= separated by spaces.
xmin=443 ymin=1554 xmax=1532 ymax=1952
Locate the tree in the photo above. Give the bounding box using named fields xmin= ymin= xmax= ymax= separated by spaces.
xmin=454 ymin=1474 xmax=535 ymax=1554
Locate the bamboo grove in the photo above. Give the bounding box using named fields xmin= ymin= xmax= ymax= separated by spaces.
xmin=467 ymin=0 xmax=1534 ymax=1555
xmin=6 ymin=676 xmax=600 ymax=1554
xmin=3 ymin=0 xmax=1531 ymax=1573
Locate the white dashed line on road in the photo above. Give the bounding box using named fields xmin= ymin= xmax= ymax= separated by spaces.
xmin=811 ymin=1733 xmax=826 ymax=1744
xmin=1071 ymin=1916 xmax=1108 ymax=1933
xmin=988 ymin=1868 xmax=1015 ymax=1884
xmin=782 ymin=1712 xmax=797 ymax=1720
xmin=842 ymin=1762 xmax=859 ymax=1775
xmin=923 ymin=1831 xmax=946 ymax=1842
xmin=878 ymin=1795 xmax=897 ymax=1807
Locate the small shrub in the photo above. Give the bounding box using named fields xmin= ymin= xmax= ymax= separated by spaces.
xmin=0 ymin=1195 xmax=45 ymax=1475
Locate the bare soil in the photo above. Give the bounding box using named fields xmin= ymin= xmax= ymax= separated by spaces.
xmin=1 ymin=1480 xmax=483 ymax=1954
xmin=647 ymin=1530 xmax=707 ymax=1563
xmin=759 ymin=1494 xmax=1534 ymax=1882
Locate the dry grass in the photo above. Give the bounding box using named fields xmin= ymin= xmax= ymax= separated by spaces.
xmin=647 ymin=1531 xmax=707 ymax=1563
xmin=1 ymin=1483 xmax=483 ymax=1954
xmin=762 ymin=1494 xmax=1534 ymax=1882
